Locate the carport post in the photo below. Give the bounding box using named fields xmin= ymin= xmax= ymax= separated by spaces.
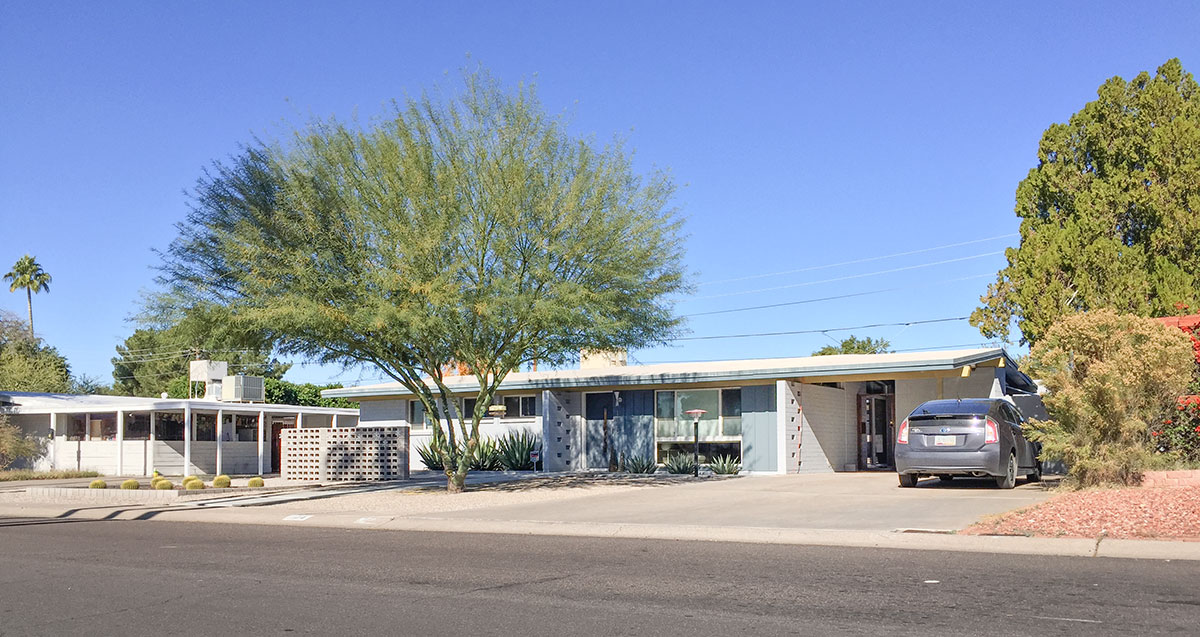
xmin=184 ymin=403 xmax=193 ymax=476
xmin=148 ymin=411 xmax=156 ymax=475
xmin=257 ymin=411 xmax=265 ymax=476
xmin=216 ymin=408 xmax=224 ymax=476
xmin=116 ymin=410 xmax=125 ymax=476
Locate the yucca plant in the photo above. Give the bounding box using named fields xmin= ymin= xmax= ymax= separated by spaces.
xmin=662 ymin=453 xmax=697 ymax=475
xmin=623 ymin=455 xmax=658 ymax=474
xmin=498 ymin=430 xmax=539 ymax=470
xmin=708 ymin=454 xmax=741 ymax=475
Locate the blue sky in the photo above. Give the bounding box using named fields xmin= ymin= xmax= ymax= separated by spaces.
xmin=2 ymin=1 xmax=1198 ymax=388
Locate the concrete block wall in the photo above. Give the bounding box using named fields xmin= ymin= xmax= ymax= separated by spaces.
xmin=543 ymin=390 xmax=582 ymax=471
xmin=281 ymin=426 xmax=408 ymax=481
xmin=797 ymin=382 xmax=859 ymax=472
xmin=780 ymin=381 xmax=802 ymax=473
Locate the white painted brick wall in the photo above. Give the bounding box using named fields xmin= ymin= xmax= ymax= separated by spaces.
xmin=797 ymin=383 xmax=859 ymax=472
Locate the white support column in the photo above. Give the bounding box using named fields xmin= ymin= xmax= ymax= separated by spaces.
xmin=116 ymin=410 xmax=125 ymax=476
xmin=183 ymin=404 xmax=193 ymax=476
xmin=215 ymin=409 xmax=224 ymax=476
xmin=257 ymin=411 xmax=265 ymax=476
xmin=332 ymin=413 xmax=339 ymax=429
xmin=296 ymin=411 xmax=304 ymax=429
xmin=50 ymin=412 xmax=59 ymax=470
xmin=148 ymin=411 xmax=156 ymax=475
xmin=775 ymin=380 xmax=788 ymax=474
xmin=84 ymin=414 xmax=92 ymax=441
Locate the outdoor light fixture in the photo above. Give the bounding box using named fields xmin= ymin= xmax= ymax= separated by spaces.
xmin=684 ymin=409 xmax=706 ymax=478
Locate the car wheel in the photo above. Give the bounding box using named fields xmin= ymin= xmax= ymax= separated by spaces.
xmin=937 ymin=475 xmax=954 ymax=482
xmin=1027 ymin=459 xmax=1042 ymax=483
xmin=898 ymin=473 xmax=919 ymax=488
xmin=995 ymin=452 xmax=1017 ymax=489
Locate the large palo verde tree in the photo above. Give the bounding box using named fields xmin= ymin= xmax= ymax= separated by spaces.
xmin=160 ymin=70 xmax=688 ymax=491
xmin=972 ymin=59 xmax=1200 ymax=344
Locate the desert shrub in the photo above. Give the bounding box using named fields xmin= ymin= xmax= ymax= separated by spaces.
xmin=623 ymin=455 xmax=658 ymax=474
xmin=212 ymin=475 xmax=231 ymax=489
xmin=498 ymin=430 xmax=539 ymax=470
xmin=1026 ymin=310 xmax=1195 ymax=487
xmin=120 ymin=479 xmax=140 ymax=490
xmin=184 ymin=480 xmax=205 ymax=490
xmin=88 ymin=479 xmax=107 ymax=489
xmin=154 ymin=480 xmax=174 ymax=490
xmin=662 ymin=453 xmax=697 ymax=475
xmin=469 ymin=437 xmax=503 ymax=471
xmin=708 ymin=454 xmax=741 ymax=475
xmin=415 ymin=442 xmax=445 ymax=470
xmin=1153 ymin=396 xmax=1200 ymax=464
xmin=0 ymin=470 xmax=99 ymax=481
xmin=0 ymin=415 xmax=40 ymax=470
xmin=247 ymin=476 xmax=265 ymax=488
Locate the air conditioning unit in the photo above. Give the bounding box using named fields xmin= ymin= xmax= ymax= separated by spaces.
xmin=222 ymin=375 xmax=265 ymax=403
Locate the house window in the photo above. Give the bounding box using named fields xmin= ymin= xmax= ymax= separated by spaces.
xmin=409 ymin=400 xmax=428 ymax=430
xmin=462 ymin=397 xmax=478 ymax=420
xmin=654 ymin=389 xmax=742 ymax=462
xmin=155 ymin=413 xmax=185 ymax=441
xmin=125 ymin=413 xmax=151 ymax=440
xmin=502 ymin=395 xmax=537 ymax=418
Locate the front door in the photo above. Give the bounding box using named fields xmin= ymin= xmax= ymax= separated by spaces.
xmin=858 ymin=394 xmax=895 ymax=469
xmin=584 ymin=393 xmax=615 ymax=470
xmin=271 ymin=420 xmax=295 ymax=474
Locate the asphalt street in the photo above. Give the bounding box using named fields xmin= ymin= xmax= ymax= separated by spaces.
xmin=1 ymin=517 xmax=1197 ymax=636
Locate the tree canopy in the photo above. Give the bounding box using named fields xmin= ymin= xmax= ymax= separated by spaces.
xmin=811 ymin=335 xmax=891 ymax=356
xmin=159 ymin=69 xmax=689 ymax=491
xmin=972 ymin=59 xmax=1200 ymax=344
xmin=0 ymin=311 xmax=71 ymax=393
xmin=4 ymin=254 xmax=51 ymax=337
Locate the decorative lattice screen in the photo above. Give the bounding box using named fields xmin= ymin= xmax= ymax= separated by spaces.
xmin=281 ymin=426 xmax=408 ymax=481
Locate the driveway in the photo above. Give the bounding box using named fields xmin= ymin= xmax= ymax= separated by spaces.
xmin=430 ymin=472 xmax=1055 ymax=532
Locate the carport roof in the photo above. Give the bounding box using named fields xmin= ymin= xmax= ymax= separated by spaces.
xmin=324 ymin=347 xmax=1026 ymax=399
xmin=0 ymin=392 xmax=359 ymax=416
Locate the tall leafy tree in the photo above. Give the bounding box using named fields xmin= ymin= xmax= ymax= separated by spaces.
xmin=160 ymin=68 xmax=688 ymax=491
xmin=972 ymin=59 xmax=1200 ymax=344
xmin=0 ymin=311 xmax=71 ymax=393
xmin=4 ymin=254 xmax=52 ymax=337
xmin=811 ymin=335 xmax=891 ymax=356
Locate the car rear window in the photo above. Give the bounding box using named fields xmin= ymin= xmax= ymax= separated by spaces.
xmin=909 ymin=400 xmax=992 ymax=418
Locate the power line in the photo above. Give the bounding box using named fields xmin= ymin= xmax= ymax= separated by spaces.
xmin=697 ymin=233 xmax=1017 ymax=286
xmin=689 ymin=273 xmax=993 ymax=317
xmin=688 ymin=252 xmax=1006 ymax=302
xmin=673 ymin=316 xmax=969 ymax=341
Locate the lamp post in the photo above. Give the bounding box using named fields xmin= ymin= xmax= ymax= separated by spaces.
xmin=684 ymin=409 xmax=706 ymax=478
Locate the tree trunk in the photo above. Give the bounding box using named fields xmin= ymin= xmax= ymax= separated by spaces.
xmin=26 ymin=288 xmax=33 ymax=337
xmin=447 ymin=470 xmax=467 ymax=493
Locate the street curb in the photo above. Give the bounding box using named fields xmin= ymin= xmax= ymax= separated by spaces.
xmin=3 ymin=501 xmax=1198 ymax=561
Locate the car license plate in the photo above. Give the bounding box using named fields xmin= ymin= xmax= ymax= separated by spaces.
xmin=933 ymin=435 xmax=957 ymax=446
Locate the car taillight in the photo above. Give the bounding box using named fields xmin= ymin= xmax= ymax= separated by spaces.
xmin=984 ymin=417 xmax=999 ymax=444
xmin=897 ymin=418 xmax=909 ymax=444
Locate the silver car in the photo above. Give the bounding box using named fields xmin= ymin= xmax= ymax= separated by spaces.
xmin=894 ymin=398 xmax=1041 ymax=489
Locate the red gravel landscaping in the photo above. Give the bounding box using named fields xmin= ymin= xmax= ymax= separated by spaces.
xmin=962 ymin=485 xmax=1200 ymax=540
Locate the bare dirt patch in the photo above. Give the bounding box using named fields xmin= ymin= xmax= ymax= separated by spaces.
xmin=963 ymin=485 xmax=1200 ymax=540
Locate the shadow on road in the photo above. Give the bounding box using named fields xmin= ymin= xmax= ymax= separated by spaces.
xmin=913 ymin=476 xmax=1062 ymax=491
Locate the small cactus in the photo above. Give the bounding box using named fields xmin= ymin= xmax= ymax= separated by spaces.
xmin=88 ymin=479 xmax=107 ymax=489
xmin=184 ymin=480 xmax=205 ymax=490
xmin=184 ymin=475 xmax=199 ymax=482
xmin=120 ymin=479 xmax=140 ymax=490
xmin=212 ymin=475 xmax=231 ymax=489
xmin=154 ymin=480 xmax=174 ymax=490
xmin=247 ymin=476 xmax=265 ymax=488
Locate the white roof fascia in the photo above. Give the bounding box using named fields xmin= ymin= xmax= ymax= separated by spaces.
xmin=0 ymin=392 xmax=358 ymax=417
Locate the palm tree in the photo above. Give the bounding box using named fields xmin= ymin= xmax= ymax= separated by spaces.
xmin=4 ymin=255 xmax=52 ymax=337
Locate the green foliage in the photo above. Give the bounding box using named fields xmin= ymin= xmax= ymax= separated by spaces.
xmin=707 ymin=454 xmax=741 ymax=475
xmin=622 ymin=455 xmax=658 ymax=474
xmin=0 ymin=469 xmax=99 ymax=481
xmin=469 ymin=437 xmax=504 ymax=471
xmin=212 ymin=474 xmax=231 ymax=488
xmin=662 ymin=453 xmax=698 ymax=475
xmin=973 ymin=59 xmax=1200 ymax=344
xmin=153 ymin=479 xmax=175 ymax=490
xmin=247 ymin=476 xmax=265 ymax=488
xmin=184 ymin=479 xmax=205 ymax=490
xmin=0 ymin=311 xmax=71 ymax=393
xmin=415 ymin=442 xmax=447 ymax=471
xmin=812 ymin=335 xmax=892 ymax=356
xmin=264 ymin=378 xmax=356 ymax=408
xmin=157 ymin=67 xmax=688 ymax=491
xmin=88 ymin=479 xmax=107 ymax=489
xmin=4 ymin=254 xmax=51 ymax=336
xmin=1026 ymin=310 xmax=1195 ymax=486
xmin=497 ymin=430 xmax=539 ymax=471
xmin=120 ymin=479 xmax=140 ymax=490
xmin=1152 ymin=396 xmax=1200 ymax=464
xmin=0 ymin=414 xmax=41 ymax=470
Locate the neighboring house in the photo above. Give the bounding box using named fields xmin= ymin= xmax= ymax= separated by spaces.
xmin=0 ymin=392 xmax=358 ymax=476
xmin=324 ymin=348 xmax=1038 ymax=474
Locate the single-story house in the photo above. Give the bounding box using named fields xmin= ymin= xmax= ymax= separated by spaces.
xmin=0 ymin=392 xmax=358 ymax=476
xmin=323 ymin=348 xmax=1039 ymax=474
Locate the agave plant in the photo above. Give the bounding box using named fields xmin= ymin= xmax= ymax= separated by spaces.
xmin=498 ymin=430 xmax=540 ymax=470
xmin=708 ymin=454 xmax=741 ymax=475
xmin=662 ymin=452 xmax=697 ymax=475
xmin=469 ymin=437 xmax=504 ymax=471
xmin=623 ymin=455 xmax=658 ymax=474
xmin=415 ymin=442 xmax=444 ymax=470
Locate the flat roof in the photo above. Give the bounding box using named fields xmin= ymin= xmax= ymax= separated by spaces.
xmin=324 ymin=348 xmax=1018 ymax=399
xmin=0 ymin=392 xmax=359 ymax=416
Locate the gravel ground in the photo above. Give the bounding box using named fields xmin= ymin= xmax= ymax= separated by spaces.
xmin=963 ymin=485 xmax=1200 ymax=540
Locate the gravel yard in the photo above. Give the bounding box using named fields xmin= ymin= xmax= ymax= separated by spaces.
xmin=963 ymin=485 xmax=1200 ymax=540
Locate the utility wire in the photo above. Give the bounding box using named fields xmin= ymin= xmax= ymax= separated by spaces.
xmin=688 ymin=252 xmax=1005 ymax=301
xmin=673 ymin=316 xmax=969 ymax=341
xmin=697 ymin=233 xmax=1017 ymax=286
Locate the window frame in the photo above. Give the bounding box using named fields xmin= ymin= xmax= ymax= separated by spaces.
xmin=653 ymin=388 xmax=746 ymax=461
xmin=501 ymin=394 xmax=538 ymax=418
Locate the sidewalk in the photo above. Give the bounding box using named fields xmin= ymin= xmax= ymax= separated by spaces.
xmin=3 ymin=472 xmax=1199 ymax=561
